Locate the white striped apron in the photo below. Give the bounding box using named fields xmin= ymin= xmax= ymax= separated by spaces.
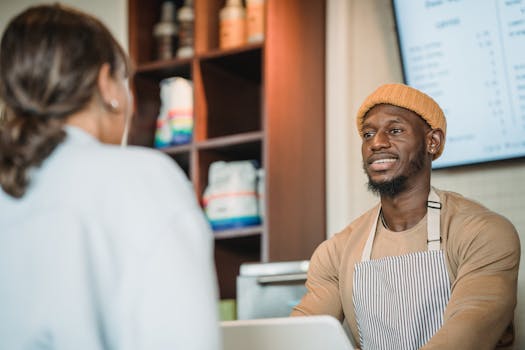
xmin=352 ymin=189 xmax=451 ymax=350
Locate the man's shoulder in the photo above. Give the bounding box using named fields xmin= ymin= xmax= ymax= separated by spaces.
xmin=437 ymin=188 xmax=510 ymax=222
xmin=436 ymin=188 xmax=519 ymax=243
xmin=436 ymin=188 xmax=486 ymax=211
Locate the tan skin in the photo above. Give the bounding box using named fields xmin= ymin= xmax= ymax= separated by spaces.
xmin=361 ymin=104 xmax=444 ymax=232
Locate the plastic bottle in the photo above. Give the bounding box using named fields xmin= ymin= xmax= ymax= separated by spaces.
xmin=219 ymin=0 xmax=246 ymax=49
xmin=176 ymin=0 xmax=194 ymax=58
xmin=246 ymin=0 xmax=265 ymax=43
xmin=153 ymin=1 xmax=178 ymax=60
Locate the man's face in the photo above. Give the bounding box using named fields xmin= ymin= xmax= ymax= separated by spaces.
xmin=361 ymin=104 xmax=431 ymax=197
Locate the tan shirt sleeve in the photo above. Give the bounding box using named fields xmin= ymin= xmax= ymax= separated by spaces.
xmin=290 ymin=236 xmax=345 ymax=321
xmin=423 ymin=212 xmax=520 ymax=350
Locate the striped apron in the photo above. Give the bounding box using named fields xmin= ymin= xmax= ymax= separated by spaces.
xmin=352 ymin=189 xmax=451 ymax=350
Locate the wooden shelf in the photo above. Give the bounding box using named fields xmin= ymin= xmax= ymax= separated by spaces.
xmin=128 ymin=0 xmax=326 ymax=300
xmin=132 ymin=44 xmax=263 ymax=79
xmin=198 ymin=43 xmax=263 ymax=60
xmin=136 ymin=57 xmax=192 ymax=71
xmin=213 ymin=225 xmax=263 ymax=240
xmin=196 ymin=131 xmax=263 ymax=149
xmin=159 ymin=143 xmax=193 ymax=155
xmin=199 ymin=45 xmax=262 ymax=86
xmin=134 ymin=58 xmax=192 ymax=80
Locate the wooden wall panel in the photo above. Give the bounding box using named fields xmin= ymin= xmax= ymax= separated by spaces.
xmin=264 ymin=0 xmax=326 ymax=261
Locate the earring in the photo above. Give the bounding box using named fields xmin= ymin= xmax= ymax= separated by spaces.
xmin=109 ymin=99 xmax=119 ymax=111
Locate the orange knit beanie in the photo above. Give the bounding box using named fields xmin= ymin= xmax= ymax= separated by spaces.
xmin=356 ymin=83 xmax=447 ymax=159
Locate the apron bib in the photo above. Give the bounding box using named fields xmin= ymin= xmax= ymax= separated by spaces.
xmin=352 ymin=189 xmax=451 ymax=350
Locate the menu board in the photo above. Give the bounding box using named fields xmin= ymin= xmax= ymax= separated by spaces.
xmin=393 ymin=0 xmax=525 ymax=168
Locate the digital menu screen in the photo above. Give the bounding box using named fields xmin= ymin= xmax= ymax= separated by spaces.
xmin=393 ymin=0 xmax=525 ymax=168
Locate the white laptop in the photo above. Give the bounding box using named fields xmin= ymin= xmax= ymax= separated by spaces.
xmin=221 ymin=315 xmax=355 ymax=350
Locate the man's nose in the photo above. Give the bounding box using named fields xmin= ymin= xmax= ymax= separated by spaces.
xmin=369 ymin=131 xmax=390 ymax=151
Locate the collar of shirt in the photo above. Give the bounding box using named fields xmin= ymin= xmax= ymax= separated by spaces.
xmin=64 ymin=125 xmax=100 ymax=146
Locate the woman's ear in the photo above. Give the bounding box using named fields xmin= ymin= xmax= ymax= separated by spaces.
xmin=97 ymin=63 xmax=119 ymax=112
xmin=427 ymin=128 xmax=444 ymax=156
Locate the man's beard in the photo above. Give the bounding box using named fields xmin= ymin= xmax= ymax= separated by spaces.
xmin=367 ymin=175 xmax=408 ymax=198
xmin=364 ymin=145 xmax=427 ymax=198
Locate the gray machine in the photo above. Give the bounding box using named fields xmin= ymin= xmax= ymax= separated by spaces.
xmin=236 ymin=260 xmax=309 ymax=320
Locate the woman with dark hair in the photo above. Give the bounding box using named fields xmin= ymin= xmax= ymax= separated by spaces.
xmin=0 ymin=4 xmax=220 ymax=349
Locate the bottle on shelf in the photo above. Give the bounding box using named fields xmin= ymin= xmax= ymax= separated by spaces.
xmin=219 ymin=0 xmax=246 ymax=50
xmin=246 ymin=0 xmax=265 ymax=43
xmin=176 ymin=0 xmax=194 ymax=58
xmin=153 ymin=1 xmax=178 ymax=60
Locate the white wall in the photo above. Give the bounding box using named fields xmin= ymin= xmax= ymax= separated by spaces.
xmin=0 ymin=0 xmax=127 ymax=51
xmin=326 ymin=0 xmax=525 ymax=347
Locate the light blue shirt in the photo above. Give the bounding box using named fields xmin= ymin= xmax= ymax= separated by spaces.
xmin=0 ymin=126 xmax=221 ymax=349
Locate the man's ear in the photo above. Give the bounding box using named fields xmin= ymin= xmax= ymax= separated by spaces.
xmin=427 ymin=128 xmax=444 ymax=156
xmin=97 ymin=63 xmax=117 ymax=110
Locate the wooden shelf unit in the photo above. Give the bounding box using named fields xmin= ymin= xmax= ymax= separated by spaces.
xmin=128 ymin=0 xmax=326 ymax=300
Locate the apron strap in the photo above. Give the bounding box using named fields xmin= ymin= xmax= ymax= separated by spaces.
xmin=361 ymin=188 xmax=443 ymax=261
xmin=361 ymin=206 xmax=381 ymax=262
xmin=427 ymin=188 xmax=442 ymax=251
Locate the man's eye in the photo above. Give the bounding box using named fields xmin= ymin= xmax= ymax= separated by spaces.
xmin=363 ymin=131 xmax=374 ymax=139
xmin=390 ymin=128 xmax=402 ymax=134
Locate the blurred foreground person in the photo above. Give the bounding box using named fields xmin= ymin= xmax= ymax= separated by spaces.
xmin=0 ymin=4 xmax=220 ymax=349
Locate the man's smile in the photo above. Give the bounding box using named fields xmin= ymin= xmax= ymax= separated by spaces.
xmin=367 ymin=154 xmax=399 ymax=172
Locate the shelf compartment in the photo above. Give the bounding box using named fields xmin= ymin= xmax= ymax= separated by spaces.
xmin=214 ymin=234 xmax=261 ymax=299
xmin=199 ymin=46 xmax=262 ymax=139
xmin=129 ymin=0 xmax=186 ymax=64
xmin=199 ymin=44 xmax=263 ymax=80
xmin=130 ymin=60 xmax=193 ymax=148
xmin=195 ymin=138 xmax=262 ymax=197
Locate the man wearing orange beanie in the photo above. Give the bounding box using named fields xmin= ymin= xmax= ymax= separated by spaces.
xmin=292 ymin=83 xmax=520 ymax=349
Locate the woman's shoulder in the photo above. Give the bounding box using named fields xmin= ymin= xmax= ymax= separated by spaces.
xmin=103 ymin=144 xmax=177 ymax=172
xmin=48 ymin=135 xmax=192 ymax=203
xmin=62 ymin=138 xmax=183 ymax=181
xmin=61 ymin=126 xmax=179 ymax=174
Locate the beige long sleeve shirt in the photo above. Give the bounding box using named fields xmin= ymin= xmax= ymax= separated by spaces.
xmin=292 ymin=188 xmax=520 ymax=350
